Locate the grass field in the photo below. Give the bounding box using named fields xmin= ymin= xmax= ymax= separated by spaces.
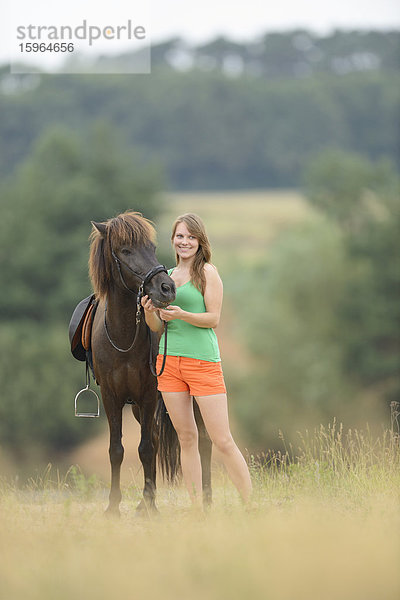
xmin=1 ymin=419 xmax=399 ymax=600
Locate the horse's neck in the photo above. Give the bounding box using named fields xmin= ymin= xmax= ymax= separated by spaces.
xmin=106 ymin=289 xmax=139 ymax=334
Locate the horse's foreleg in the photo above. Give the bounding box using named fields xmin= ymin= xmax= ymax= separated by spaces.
xmin=104 ymin=400 xmax=124 ymax=516
xmin=194 ymin=400 xmax=213 ymax=508
xmin=136 ymin=405 xmax=157 ymax=515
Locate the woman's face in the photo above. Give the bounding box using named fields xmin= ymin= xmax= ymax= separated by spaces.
xmin=173 ymin=222 xmax=199 ymax=261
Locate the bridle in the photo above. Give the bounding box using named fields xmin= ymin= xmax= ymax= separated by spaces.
xmin=103 ymin=249 xmax=170 ymax=376
xmin=111 ymin=249 xmax=168 ymax=300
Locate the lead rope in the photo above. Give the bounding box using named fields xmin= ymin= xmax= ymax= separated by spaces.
xmin=148 ymin=321 xmax=168 ymax=377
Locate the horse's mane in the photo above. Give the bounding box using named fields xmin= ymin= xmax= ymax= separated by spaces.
xmin=89 ymin=211 xmax=156 ymax=299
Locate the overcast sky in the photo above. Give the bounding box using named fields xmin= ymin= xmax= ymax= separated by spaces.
xmin=150 ymin=0 xmax=400 ymax=42
xmin=2 ymin=0 xmax=399 ymax=66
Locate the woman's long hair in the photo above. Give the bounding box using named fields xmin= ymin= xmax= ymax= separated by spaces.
xmin=171 ymin=213 xmax=212 ymax=294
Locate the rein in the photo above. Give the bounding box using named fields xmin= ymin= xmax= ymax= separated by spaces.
xmin=103 ymin=250 xmax=169 ymax=376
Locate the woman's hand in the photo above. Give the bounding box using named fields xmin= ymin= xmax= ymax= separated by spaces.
xmin=141 ymin=295 xmax=157 ymax=313
xmin=159 ymin=305 xmax=184 ymax=322
xmin=141 ymin=295 xmax=164 ymax=333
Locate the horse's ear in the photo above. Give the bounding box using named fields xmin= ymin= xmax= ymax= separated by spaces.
xmin=91 ymin=221 xmax=107 ymax=237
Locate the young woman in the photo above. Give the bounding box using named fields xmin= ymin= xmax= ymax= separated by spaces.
xmin=141 ymin=213 xmax=252 ymax=507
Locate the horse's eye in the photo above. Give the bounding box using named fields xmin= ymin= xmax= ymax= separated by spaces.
xmin=121 ymin=248 xmax=131 ymax=256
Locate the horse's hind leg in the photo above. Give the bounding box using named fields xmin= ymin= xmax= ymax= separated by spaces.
xmin=194 ymin=400 xmax=212 ymax=508
xmin=136 ymin=404 xmax=157 ymax=515
xmin=104 ymin=397 xmax=124 ymax=516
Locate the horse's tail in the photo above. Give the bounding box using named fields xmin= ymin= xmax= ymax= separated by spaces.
xmin=156 ymin=392 xmax=181 ymax=482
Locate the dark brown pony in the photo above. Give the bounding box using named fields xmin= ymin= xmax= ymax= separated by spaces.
xmin=88 ymin=211 xmax=212 ymax=516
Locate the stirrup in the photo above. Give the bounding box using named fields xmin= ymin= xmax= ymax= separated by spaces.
xmin=74 ymin=385 xmax=100 ymax=418
xmin=74 ymin=360 xmax=100 ymax=417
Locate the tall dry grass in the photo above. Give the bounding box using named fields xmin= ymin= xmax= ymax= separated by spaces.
xmin=1 ymin=407 xmax=399 ymax=600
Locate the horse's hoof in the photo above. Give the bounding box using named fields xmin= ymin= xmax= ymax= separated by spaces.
xmin=135 ymin=500 xmax=159 ymax=518
xmin=203 ymin=498 xmax=212 ymax=512
xmin=104 ymin=506 xmax=121 ymax=519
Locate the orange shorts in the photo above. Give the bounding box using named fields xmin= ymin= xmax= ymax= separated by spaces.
xmin=156 ymin=355 xmax=226 ymax=397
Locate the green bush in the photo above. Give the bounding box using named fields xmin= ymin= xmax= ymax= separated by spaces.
xmin=0 ymin=323 xmax=101 ymax=460
xmin=228 ymin=220 xmax=350 ymax=447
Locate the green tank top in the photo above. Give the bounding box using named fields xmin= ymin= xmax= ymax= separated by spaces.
xmin=158 ymin=269 xmax=221 ymax=362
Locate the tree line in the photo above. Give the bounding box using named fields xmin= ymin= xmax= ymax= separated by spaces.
xmin=0 ymin=30 xmax=398 ymax=190
xmin=147 ymin=29 xmax=400 ymax=77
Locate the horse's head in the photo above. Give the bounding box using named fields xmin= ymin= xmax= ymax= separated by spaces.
xmin=89 ymin=211 xmax=176 ymax=308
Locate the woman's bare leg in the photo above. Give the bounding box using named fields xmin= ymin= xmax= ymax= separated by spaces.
xmin=195 ymin=393 xmax=252 ymax=504
xmin=161 ymin=391 xmax=202 ymax=505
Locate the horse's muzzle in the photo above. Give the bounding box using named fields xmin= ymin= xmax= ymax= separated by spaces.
xmin=151 ymin=299 xmax=172 ymax=309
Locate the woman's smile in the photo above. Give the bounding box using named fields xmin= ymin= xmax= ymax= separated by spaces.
xmin=173 ymin=222 xmax=199 ymax=258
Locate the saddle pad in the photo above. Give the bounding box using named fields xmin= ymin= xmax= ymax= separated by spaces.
xmin=82 ymin=302 xmax=95 ymax=351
